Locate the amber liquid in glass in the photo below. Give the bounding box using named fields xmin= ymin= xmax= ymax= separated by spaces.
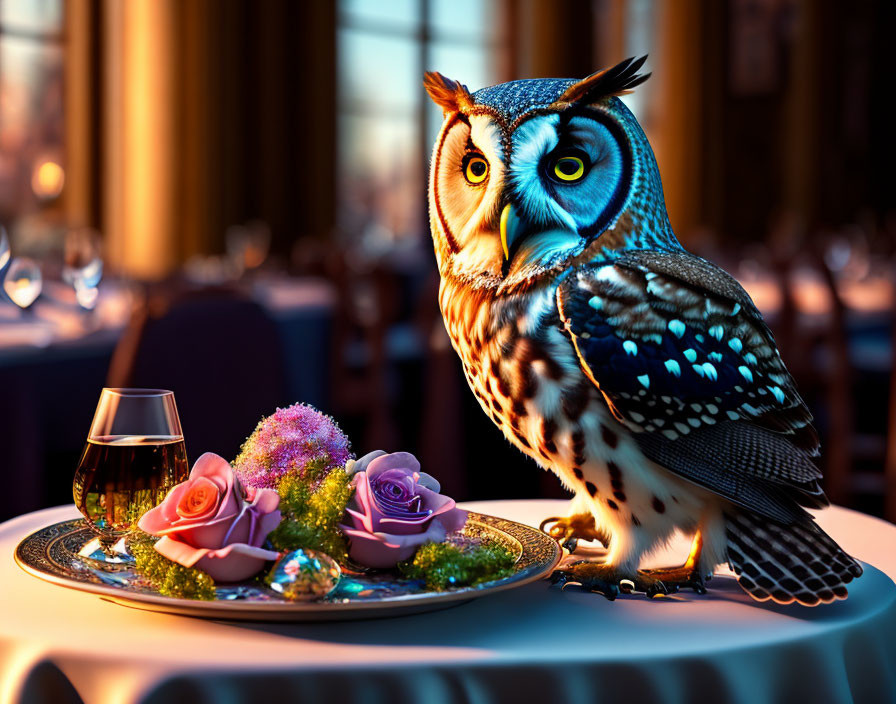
xmin=73 ymin=435 xmax=189 ymax=536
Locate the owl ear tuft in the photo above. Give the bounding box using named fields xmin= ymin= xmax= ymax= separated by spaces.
xmin=555 ymin=56 xmax=651 ymax=106
xmin=424 ymin=72 xmax=473 ymax=114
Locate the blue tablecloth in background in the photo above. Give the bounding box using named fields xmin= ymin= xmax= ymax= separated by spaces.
xmin=0 ymin=278 xmax=335 ymax=521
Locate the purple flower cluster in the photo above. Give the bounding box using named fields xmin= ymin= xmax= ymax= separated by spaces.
xmin=233 ymin=403 xmax=352 ymax=490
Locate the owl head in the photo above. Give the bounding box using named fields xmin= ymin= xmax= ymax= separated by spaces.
xmin=425 ymin=57 xmax=678 ymax=294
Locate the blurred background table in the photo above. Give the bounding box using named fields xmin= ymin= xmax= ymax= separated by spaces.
xmin=0 ymin=276 xmax=335 ymax=521
xmin=1 ymin=499 xmax=894 ymax=704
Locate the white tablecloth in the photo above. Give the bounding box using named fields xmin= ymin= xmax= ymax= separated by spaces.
xmin=1 ymin=501 xmax=895 ymax=704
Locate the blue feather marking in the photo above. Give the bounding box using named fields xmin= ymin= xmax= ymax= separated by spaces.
xmin=567 ymin=303 xmax=758 ymax=405
xmin=668 ymin=319 xmax=686 ymax=338
xmin=556 ymin=261 xmax=810 ymax=436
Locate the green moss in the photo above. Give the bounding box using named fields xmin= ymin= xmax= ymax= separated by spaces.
xmin=129 ymin=532 xmax=216 ymax=601
xmin=398 ymin=542 xmax=517 ymax=590
xmin=125 ymin=492 xmax=163 ymax=530
xmin=268 ymin=468 xmax=353 ymax=562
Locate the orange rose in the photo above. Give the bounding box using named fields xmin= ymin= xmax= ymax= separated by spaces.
xmin=176 ymin=477 xmax=219 ymax=519
xmin=138 ymin=453 xmax=281 ymax=582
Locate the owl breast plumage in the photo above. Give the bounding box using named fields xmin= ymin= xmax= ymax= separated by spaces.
xmin=425 ymin=57 xmax=862 ymax=605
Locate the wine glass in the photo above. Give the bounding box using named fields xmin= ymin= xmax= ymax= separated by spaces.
xmin=3 ymin=257 xmax=43 ymax=310
xmin=72 ymin=389 xmax=190 ymax=569
xmin=0 ymin=225 xmax=10 ymax=271
xmin=63 ymin=227 xmax=103 ymax=310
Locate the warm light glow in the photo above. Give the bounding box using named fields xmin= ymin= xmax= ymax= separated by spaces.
xmin=103 ymin=0 xmax=177 ymax=279
xmin=125 ymin=0 xmax=175 ymax=277
xmin=31 ymin=160 xmax=65 ymax=199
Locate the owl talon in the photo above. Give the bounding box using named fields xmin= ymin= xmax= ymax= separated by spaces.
xmin=550 ymin=562 xmax=707 ymax=601
xmin=619 ymin=578 xmax=636 ymax=594
xmin=629 ymin=529 xmax=710 ymax=596
xmin=549 ymin=562 xmax=622 ymax=601
xmin=540 ymin=514 xmax=609 ymax=554
xmin=636 ymin=567 xmax=707 ymax=595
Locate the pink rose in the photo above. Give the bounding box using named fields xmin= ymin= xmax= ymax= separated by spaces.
xmin=340 ymin=451 xmax=467 ymax=568
xmin=137 ymin=452 xmax=281 ymax=582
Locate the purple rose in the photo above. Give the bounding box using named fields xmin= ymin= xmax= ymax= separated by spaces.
xmin=340 ymin=451 xmax=467 ymax=568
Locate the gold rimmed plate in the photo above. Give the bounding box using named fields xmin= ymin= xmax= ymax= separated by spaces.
xmin=15 ymin=512 xmax=561 ymax=621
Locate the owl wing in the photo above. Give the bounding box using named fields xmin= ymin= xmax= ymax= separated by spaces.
xmin=557 ymin=249 xmax=825 ymax=522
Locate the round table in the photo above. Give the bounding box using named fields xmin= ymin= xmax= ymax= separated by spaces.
xmin=1 ymin=500 xmax=895 ymax=704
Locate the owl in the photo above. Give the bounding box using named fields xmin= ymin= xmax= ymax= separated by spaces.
xmin=423 ymin=57 xmax=862 ymax=604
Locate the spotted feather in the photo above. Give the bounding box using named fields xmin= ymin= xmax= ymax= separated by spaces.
xmin=558 ymin=250 xmax=818 ymax=453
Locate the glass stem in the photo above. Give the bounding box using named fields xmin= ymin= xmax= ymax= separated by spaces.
xmin=97 ymin=534 xmax=120 ymax=557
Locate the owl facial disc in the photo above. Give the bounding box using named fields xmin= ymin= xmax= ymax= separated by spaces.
xmin=426 ymin=57 xmax=677 ymax=293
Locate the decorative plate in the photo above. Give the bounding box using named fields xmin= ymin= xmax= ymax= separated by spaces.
xmin=15 ymin=512 xmax=561 ymax=621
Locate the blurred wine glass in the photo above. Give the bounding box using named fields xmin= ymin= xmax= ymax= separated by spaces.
xmin=63 ymin=226 xmax=103 ymax=310
xmin=226 ymin=220 xmax=271 ymax=275
xmin=0 ymin=225 xmax=10 ymax=271
xmin=3 ymin=257 xmax=43 ymax=310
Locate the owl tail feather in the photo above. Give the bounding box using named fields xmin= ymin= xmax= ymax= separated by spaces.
xmin=724 ymin=510 xmax=863 ymax=606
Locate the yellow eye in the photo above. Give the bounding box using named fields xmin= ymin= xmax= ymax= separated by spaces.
xmin=464 ymin=155 xmax=489 ymax=184
xmin=553 ymin=156 xmax=585 ymax=182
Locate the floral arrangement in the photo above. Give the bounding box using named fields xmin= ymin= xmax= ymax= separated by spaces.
xmin=233 ymin=403 xmax=352 ymax=490
xmin=130 ymin=403 xmax=514 ymax=601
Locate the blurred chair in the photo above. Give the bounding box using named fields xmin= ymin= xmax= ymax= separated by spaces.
xmin=332 ymin=262 xmax=403 ymax=453
xmin=753 ymin=217 xmax=855 ymax=506
xmin=745 ymin=219 xmax=854 ymax=508
xmin=416 ymin=270 xmax=466 ymax=500
xmin=811 ymin=244 xmax=854 ymax=507
xmin=107 ymin=286 xmax=287 ymax=462
xmin=810 ymin=235 xmax=895 ymax=517
xmin=293 ymin=239 xmax=402 ymax=452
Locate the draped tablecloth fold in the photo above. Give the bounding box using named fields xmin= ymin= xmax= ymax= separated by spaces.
xmin=1 ymin=500 xmax=895 ymax=704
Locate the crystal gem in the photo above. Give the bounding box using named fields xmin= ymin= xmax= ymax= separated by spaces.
xmin=268 ymin=549 xmax=341 ymax=600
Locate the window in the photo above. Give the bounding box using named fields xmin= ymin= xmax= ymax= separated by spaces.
xmin=337 ymin=0 xmax=506 ymax=255
xmin=0 ymin=0 xmax=64 ymax=224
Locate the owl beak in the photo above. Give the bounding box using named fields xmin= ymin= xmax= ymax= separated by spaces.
xmin=500 ymin=204 xmax=523 ymax=261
